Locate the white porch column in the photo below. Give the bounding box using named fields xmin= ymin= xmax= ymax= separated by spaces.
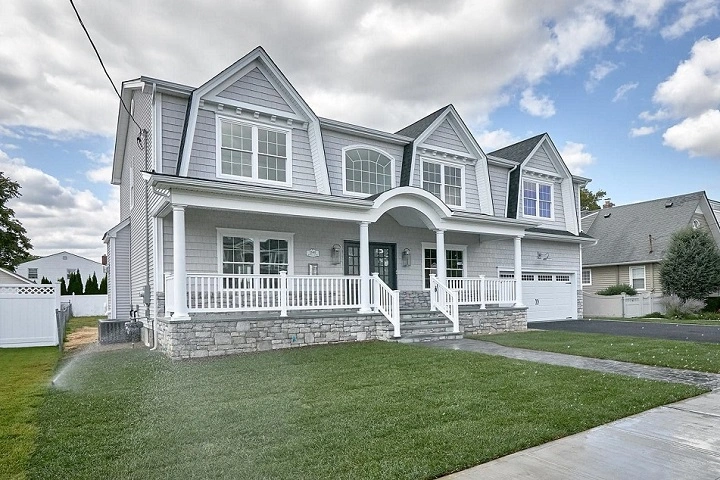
xmin=172 ymin=204 xmax=190 ymax=319
xmin=435 ymin=229 xmax=446 ymax=284
xmin=514 ymin=235 xmax=524 ymax=307
xmin=358 ymin=221 xmax=372 ymax=313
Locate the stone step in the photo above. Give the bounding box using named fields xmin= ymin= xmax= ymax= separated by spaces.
xmin=400 ymin=322 xmax=455 ymax=332
xmin=394 ymin=331 xmax=464 ymax=343
xmin=399 ymin=316 xmax=451 ymax=325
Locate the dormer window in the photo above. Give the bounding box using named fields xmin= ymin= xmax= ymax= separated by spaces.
xmin=421 ymin=158 xmax=464 ymax=208
xmin=217 ymin=116 xmax=292 ymax=186
xmin=523 ymin=180 xmax=553 ymax=219
xmin=343 ymin=147 xmax=395 ymax=196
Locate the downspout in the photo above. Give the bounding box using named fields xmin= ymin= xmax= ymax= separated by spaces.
xmin=142 ymin=125 xmax=154 ymax=349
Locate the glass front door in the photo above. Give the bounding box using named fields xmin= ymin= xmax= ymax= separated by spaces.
xmin=344 ymin=241 xmax=397 ymax=289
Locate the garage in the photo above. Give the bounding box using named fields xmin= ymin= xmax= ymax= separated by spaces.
xmin=521 ymin=272 xmax=576 ymax=322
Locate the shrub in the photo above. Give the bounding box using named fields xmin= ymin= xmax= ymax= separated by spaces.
xmin=704 ymin=297 xmax=720 ymax=312
xmin=640 ymin=312 xmax=665 ymax=318
xmin=596 ymin=284 xmax=637 ymax=296
xmin=660 ymin=227 xmax=720 ymax=301
xmin=660 ymin=294 xmax=705 ymax=318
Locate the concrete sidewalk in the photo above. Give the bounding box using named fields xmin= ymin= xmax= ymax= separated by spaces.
xmin=442 ymin=390 xmax=720 ymax=479
xmin=422 ymin=339 xmax=720 ymax=479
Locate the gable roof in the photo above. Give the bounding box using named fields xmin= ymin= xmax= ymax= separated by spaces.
xmin=0 ymin=266 xmax=34 ymax=284
xmin=488 ymin=133 xmax=545 ymax=164
xmin=18 ymin=251 xmax=102 ymax=267
xmin=583 ymin=191 xmax=716 ymax=266
xmin=395 ymin=105 xmax=449 ymax=139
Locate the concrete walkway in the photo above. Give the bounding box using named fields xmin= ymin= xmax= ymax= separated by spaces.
xmin=422 ymin=339 xmax=720 ymax=479
xmin=424 ymin=339 xmax=720 ymax=389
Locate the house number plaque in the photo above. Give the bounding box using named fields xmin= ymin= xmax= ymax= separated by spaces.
xmin=306 ymin=249 xmax=320 ymax=257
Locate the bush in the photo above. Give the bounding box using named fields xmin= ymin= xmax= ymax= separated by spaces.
xmin=660 ymin=294 xmax=705 ymax=318
xmin=704 ymin=297 xmax=720 ymax=312
xmin=660 ymin=227 xmax=720 ymax=301
xmin=640 ymin=312 xmax=665 ymax=318
xmin=596 ymin=284 xmax=637 ymax=296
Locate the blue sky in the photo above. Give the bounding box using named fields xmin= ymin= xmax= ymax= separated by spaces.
xmin=1 ymin=1 xmax=719 ymax=260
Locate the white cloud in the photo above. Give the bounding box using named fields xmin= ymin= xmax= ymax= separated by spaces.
xmin=629 ymin=126 xmax=657 ymax=137
xmin=0 ymin=149 xmax=119 ymax=261
xmin=663 ymin=109 xmax=720 ymax=158
xmin=559 ymin=141 xmax=595 ymax=174
xmin=519 ymin=88 xmax=556 ymax=118
xmin=476 ymin=129 xmax=521 ymax=152
xmin=653 ymin=37 xmax=720 ymax=118
xmin=585 ymin=61 xmax=618 ymax=91
xmin=661 ymin=0 xmax=719 ymax=39
xmin=612 ymin=82 xmax=639 ymax=102
xmin=639 ymin=109 xmax=670 ymax=121
xmin=81 ymin=150 xmax=113 ymax=184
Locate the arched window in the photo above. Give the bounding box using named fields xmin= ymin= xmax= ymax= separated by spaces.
xmin=343 ymin=147 xmax=394 ymax=195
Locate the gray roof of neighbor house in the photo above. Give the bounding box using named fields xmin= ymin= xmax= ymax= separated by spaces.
xmin=583 ymin=192 xmax=707 ymax=266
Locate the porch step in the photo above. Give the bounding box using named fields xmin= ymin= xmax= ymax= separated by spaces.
xmin=390 ymin=309 xmax=461 ymax=342
xmin=394 ymin=331 xmax=464 ymax=343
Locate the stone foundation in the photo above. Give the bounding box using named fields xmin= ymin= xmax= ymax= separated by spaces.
xmin=577 ymin=289 xmax=584 ymax=319
xmin=399 ymin=290 xmax=431 ymax=309
xmin=459 ymin=306 xmax=527 ymax=335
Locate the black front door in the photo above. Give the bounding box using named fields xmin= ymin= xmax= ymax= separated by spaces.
xmin=344 ymin=241 xmax=397 ymax=289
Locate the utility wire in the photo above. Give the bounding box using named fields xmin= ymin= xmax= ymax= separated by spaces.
xmin=69 ymin=0 xmax=142 ymax=132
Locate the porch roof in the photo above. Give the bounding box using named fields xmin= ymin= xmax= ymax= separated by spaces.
xmin=146 ymin=172 xmax=540 ymax=237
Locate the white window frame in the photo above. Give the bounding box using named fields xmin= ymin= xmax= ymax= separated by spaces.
xmin=217 ymin=228 xmax=295 ymax=275
xmin=216 ymin=115 xmax=293 ymax=187
xmin=421 ymin=242 xmax=467 ymax=289
xmin=27 ymin=268 xmax=38 ymax=280
xmin=629 ymin=265 xmax=646 ymax=291
xmin=582 ymin=269 xmax=592 ymax=286
xmin=522 ymin=178 xmax=554 ymax=220
xmin=420 ymin=157 xmax=466 ymax=209
xmin=341 ymin=145 xmax=396 ymax=197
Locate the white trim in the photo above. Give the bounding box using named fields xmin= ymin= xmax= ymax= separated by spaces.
xmin=341 ymin=145 xmax=397 ymax=197
xmin=216 ymin=228 xmax=295 ymax=275
xmin=129 ymin=165 xmax=135 ymax=210
xmin=582 ymin=268 xmax=592 ymax=286
xmin=109 ymin=237 xmax=117 ymax=319
xmin=521 ymin=178 xmax=554 ymax=221
xmin=153 ymin=217 xmax=164 ymax=293
xmin=522 ymin=166 xmax=562 ymax=181
xmin=421 ymin=242 xmax=467 ymax=289
xmin=153 ymin=92 xmax=163 ymax=173
xmin=629 ymin=265 xmax=646 ymax=291
xmin=215 ymin=114 xmax=293 ymax=187
xmin=420 ymin=156 xmax=466 ymax=209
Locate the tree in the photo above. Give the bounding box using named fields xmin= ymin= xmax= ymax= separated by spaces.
xmin=59 ymin=277 xmax=67 ymax=296
xmin=40 ymin=276 xmax=51 ymax=284
xmin=99 ymin=274 xmax=107 ymax=294
xmin=0 ymin=172 xmax=32 ymax=270
xmin=660 ymin=227 xmax=720 ymax=301
xmin=580 ymin=187 xmax=607 ymax=211
xmin=85 ymin=273 xmax=99 ymax=295
xmin=67 ymin=270 xmax=83 ymax=295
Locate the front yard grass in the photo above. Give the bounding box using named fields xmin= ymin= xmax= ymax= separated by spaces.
xmin=64 ymin=315 xmax=100 ymax=336
xmin=0 ymin=347 xmax=60 ymax=479
xmin=28 ymin=342 xmax=703 ymax=479
xmin=475 ymin=331 xmax=720 ymax=373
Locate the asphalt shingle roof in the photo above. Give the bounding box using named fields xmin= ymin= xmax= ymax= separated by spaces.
xmin=583 ymin=192 xmax=705 ymax=266
xmin=395 ymin=105 xmax=449 ymax=139
xmin=488 ymin=133 xmax=545 ymax=164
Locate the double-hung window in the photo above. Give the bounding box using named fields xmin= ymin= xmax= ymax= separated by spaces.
xmin=581 ymin=269 xmax=592 ymax=286
xmin=219 ymin=229 xmax=293 ymax=275
xmin=629 ymin=266 xmax=645 ymax=290
xmin=422 ymin=159 xmax=464 ymax=207
xmin=523 ymin=180 xmax=552 ymax=218
xmin=218 ymin=117 xmax=291 ymax=185
xmin=422 ymin=244 xmax=466 ymax=288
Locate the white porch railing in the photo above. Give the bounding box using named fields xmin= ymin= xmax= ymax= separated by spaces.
xmin=165 ymin=272 xmax=401 ymax=336
xmin=429 ymin=274 xmax=459 ymax=332
xmin=447 ymin=276 xmax=516 ymax=307
xmin=371 ymin=273 xmax=400 ymax=338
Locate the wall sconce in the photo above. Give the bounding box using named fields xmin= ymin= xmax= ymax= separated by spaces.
xmin=402 ymin=248 xmax=411 ymax=267
xmin=331 ymin=244 xmax=342 ymax=265
xmin=537 ymin=252 xmax=550 ymax=261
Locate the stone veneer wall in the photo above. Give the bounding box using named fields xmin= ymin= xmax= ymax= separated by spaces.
xmin=576 ymin=289 xmax=584 ymax=319
xmin=399 ymin=290 xmax=430 ymax=309
xmin=155 ymin=312 xmax=393 ymax=359
xmin=459 ymin=307 xmax=527 ymax=335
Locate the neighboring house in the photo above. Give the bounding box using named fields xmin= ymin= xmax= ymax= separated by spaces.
xmin=17 ymin=251 xmax=104 ymax=285
xmin=106 ymin=46 xmax=593 ymax=358
xmin=0 ymin=267 xmax=34 ymax=285
xmin=581 ymin=192 xmax=720 ymax=294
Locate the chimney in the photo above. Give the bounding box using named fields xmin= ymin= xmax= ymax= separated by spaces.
xmin=602 ymin=199 xmax=615 ymax=209
xmin=101 ymin=254 xmax=107 ymax=266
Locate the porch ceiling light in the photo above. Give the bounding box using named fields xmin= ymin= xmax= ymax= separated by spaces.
xmin=331 ymin=244 xmax=342 ymax=265
xmin=402 ymin=248 xmax=411 ymax=267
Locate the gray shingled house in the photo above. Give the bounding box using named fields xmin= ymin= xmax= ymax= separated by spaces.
xmin=581 ymin=192 xmax=720 ymax=294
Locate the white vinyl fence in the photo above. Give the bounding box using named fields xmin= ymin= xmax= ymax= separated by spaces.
xmin=583 ymin=292 xmax=666 ymax=318
xmin=0 ymin=284 xmax=60 ymax=347
xmin=62 ymin=294 xmax=107 ymax=316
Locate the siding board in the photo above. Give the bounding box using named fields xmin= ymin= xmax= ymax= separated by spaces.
xmin=423 ymin=119 xmax=469 ymax=153
xmin=488 ymin=164 xmax=509 ymax=217
xmin=217 ymin=67 xmax=294 ymax=113
xmin=161 ymin=95 xmax=188 ymax=174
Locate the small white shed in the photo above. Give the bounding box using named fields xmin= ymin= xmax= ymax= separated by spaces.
xmin=0 ymin=267 xmax=61 ymax=348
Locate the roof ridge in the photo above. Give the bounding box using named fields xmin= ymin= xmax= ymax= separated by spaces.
xmin=600 ymin=191 xmax=705 ymax=211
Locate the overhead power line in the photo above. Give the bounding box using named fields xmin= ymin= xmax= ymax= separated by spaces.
xmin=69 ymin=0 xmax=142 ymax=132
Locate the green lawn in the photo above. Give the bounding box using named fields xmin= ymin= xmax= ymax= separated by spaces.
xmin=28 ymin=342 xmax=703 ymax=479
xmin=0 ymin=347 xmax=60 ymax=479
xmin=475 ymin=331 xmax=720 ymax=373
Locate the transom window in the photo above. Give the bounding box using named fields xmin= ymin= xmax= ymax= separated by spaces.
xmin=582 ymin=269 xmax=592 ymax=286
xmin=219 ymin=229 xmax=293 ymax=275
xmin=422 ymin=159 xmax=464 ymax=207
xmin=523 ymin=180 xmax=552 ymax=218
xmin=422 ymin=244 xmax=466 ymax=288
xmin=630 ymin=266 xmax=646 ymax=290
xmin=217 ymin=117 xmax=291 ymax=185
xmin=343 ymin=147 xmax=394 ymax=195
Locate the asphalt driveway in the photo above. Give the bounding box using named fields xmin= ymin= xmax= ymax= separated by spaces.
xmin=534 ymin=319 xmax=720 ymax=343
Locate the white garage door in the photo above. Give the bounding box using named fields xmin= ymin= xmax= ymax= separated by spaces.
xmin=522 ymin=273 xmax=576 ymax=322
